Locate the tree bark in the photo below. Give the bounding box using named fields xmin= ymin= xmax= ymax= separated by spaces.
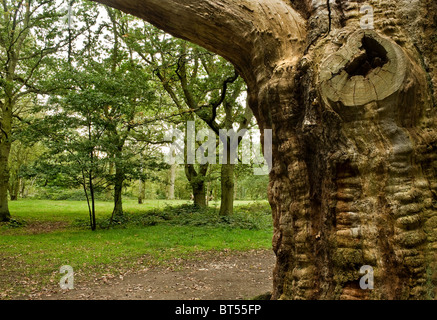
xmin=92 ymin=0 xmax=437 ymax=300
xmin=9 ymin=195 xmax=17 ymax=201
xmin=185 ymin=163 xmax=208 ymax=207
xmin=193 ymin=182 xmax=206 ymax=208
xmin=9 ymin=172 xmax=20 ymax=201
xmin=218 ymin=99 xmax=244 ymax=216
xmin=167 ymin=163 xmax=176 ymax=200
xmin=0 ymin=101 xmax=12 ymax=221
xmin=19 ymin=178 xmax=26 ymax=199
xmin=111 ymin=162 xmax=124 ymax=220
xmin=219 ymin=125 xmax=235 ymax=216
xmin=107 ymin=159 xmax=115 ymax=200
xmin=138 ymin=178 xmax=145 ymax=204
xmin=219 ymin=162 xmax=234 ymax=216
xmin=86 ymin=170 xmax=97 ymax=231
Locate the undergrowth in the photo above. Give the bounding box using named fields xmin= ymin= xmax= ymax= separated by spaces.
xmin=72 ymin=202 xmax=272 ymax=231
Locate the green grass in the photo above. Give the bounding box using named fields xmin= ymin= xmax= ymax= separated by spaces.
xmin=6 ymin=199 xmax=264 ymax=222
xmin=1 ymin=225 xmax=271 ymax=272
xmin=0 ymin=199 xmax=272 ymax=299
xmin=7 ymin=199 xmax=191 ymax=222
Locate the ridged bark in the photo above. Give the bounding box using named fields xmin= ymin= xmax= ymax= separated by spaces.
xmin=185 ymin=163 xmax=208 ymax=207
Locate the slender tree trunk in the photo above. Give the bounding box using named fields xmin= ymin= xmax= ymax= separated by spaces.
xmin=19 ymin=178 xmax=26 ymax=199
xmin=89 ymin=173 xmax=96 ymax=231
xmin=87 ymin=123 xmax=97 ymax=231
xmin=138 ymin=178 xmax=145 ymax=204
xmin=219 ymin=163 xmax=234 ymax=216
xmin=206 ymin=181 xmax=210 ymax=206
xmin=219 ymin=102 xmax=238 ymax=216
xmin=93 ymin=0 xmax=437 ymax=300
xmin=112 ymin=180 xmax=123 ymax=220
xmin=233 ymin=176 xmax=237 ymax=200
xmin=167 ymin=163 xmax=176 ymax=200
xmin=111 ymin=162 xmax=124 ymax=221
xmin=82 ymin=179 xmax=93 ymax=231
xmin=219 ymin=144 xmax=235 ymax=216
xmin=138 ymin=158 xmax=145 ymax=204
xmin=107 ymin=159 xmax=114 ymax=200
xmin=90 ymin=187 xmax=96 ymax=231
xmin=9 ymin=176 xmax=19 ymax=201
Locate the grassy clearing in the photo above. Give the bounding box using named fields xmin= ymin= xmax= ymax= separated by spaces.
xmin=6 ymin=199 xmax=191 ymax=223
xmin=5 ymin=199 xmax=262 ymax=223
xmin=0 ymin=199 xmax=272 ymax=299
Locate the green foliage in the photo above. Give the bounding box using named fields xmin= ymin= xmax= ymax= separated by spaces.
xmin=236 ymin=174 xmax=269 ymax=200
xmin=164 ymin=203 xmax=271 ymax=230
xmin=71 ymin=201 xmax=272 ymax=231
xmin=3 ymin=1 xmax=269 ymax=224
xmin=31 ymin=187 xmax=87 ymax=201
xmin=2 ymin=218 xmax=26 ymax=229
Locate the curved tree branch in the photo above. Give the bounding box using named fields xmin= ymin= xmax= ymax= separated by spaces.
xmin=90 ymin=0 xmax=307 ymax=88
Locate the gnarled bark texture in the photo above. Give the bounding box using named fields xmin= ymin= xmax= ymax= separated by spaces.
xmin=185 ymin=163 xmax=208 ymax=207
xmin=92 ymin=0 xmax=437 ymax=299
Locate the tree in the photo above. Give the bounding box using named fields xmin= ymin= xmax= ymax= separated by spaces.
xmin=166 ymin=162 xmax=176 ymax=200
xmin=0 ymin=0 xmax=93 ymax=221
xmin=8 ymin=140 xmax=35 ymax=200
xmin=120 ymin=23 xmax=250 ymax=212
xmin=122 ymin=26 xmax=212 ymax=207
xmin=234 ymin=163 xmax=269 ymax=200
xmin=174 ymin=48 xmax=252 ymax=216
xmin=53 ymin=5 xmax=162 ymax=221
xmin=91 ymin=0 xmax=437 ymax=299
xmin=97 ymin=7 xmax=160 ymax=221
xmin=34 ymin=92 xmax=109 ymax=231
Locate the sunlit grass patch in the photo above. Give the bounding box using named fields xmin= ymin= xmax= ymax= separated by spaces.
xmin=0 ymin=200 xmax=272 ymax=299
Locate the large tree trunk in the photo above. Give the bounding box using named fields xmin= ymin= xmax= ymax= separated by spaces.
xmin=111 ymin=162 xmax=124 ymax=221
xmin=0 ymin=157 xmax=11 ymax=221
xmin=92 ymin=0 xmax=437 ymax=299
xmin=219 ymin=142 xmax=235 ymax=216
xmin=219 ymin=162 xmax=234 ymax=216
xmin=0 ymin=102 xmax=12 ymax=221
xmin=218 ymin=101 xmax=240 ymax=216
xmin=192 ymin=182 xmax=206 ymax=208
xmin=185 ymin=163 xmax=208 ymax=207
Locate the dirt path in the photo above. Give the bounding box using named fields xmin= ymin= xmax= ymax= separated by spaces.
xmin=39 ymin=250 xmax=275 ymax=300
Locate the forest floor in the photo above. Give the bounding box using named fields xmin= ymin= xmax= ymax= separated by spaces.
xmin=0 ymin=200 xmax=274 ymax=300
xmin=36 ymin=249 xmax=275 ymax=300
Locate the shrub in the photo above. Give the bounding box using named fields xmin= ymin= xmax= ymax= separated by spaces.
xmin=71 ymin=201 xmax=272 ymax=231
